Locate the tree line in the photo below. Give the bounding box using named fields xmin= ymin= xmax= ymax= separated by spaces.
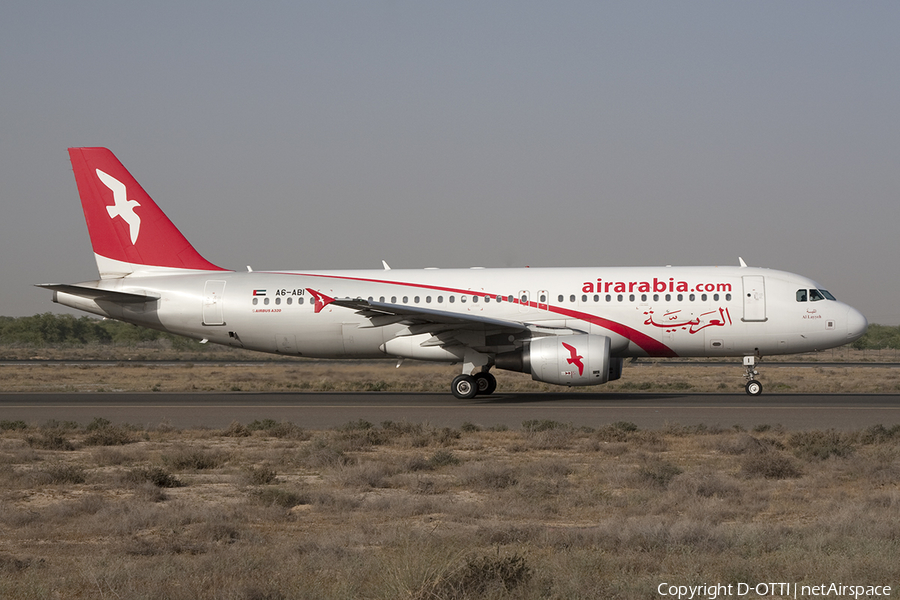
xmin=0 ymin=314 xmax=192 ymax=348
xmin=1 ymin=313 xmax=898 ymax=350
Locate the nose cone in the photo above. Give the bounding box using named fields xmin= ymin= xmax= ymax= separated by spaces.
xmin=846 ymin=306 xmax=868 ymax=343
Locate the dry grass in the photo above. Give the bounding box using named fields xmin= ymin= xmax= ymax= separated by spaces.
xmin=1 ymin=358 xmax=899 ymax=393
xmin=1 ymin=420 xmax=899 ymax=598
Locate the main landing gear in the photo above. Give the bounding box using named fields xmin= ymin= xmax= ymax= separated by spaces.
xmin=451 ymin=371 xmax=497 ymax=399
xmin=743 ymin=356 xmax=762 ymax=396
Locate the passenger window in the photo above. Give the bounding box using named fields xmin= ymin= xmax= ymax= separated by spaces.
xmin=701 ymin=294 xmax=707 ymax=302
xmin=414 ymin=296 xmax=420 ymax=303
xmin=605 ymin=294 xmax=611 ymax=302
xmin=558 ymin=295 xmax=564 ymax=302
xmin=484 ymin=296 xmax=490 ymax=303
xmin=298 ymin=297 xmax=304 ymax=305
xmin=570 ymin=295 xmax=576 ymax=302
xmin=264 ymin=298 xmax=270 ymax=305
xmin=653 ymin=294 xmax=659 ymax=302
xmin=594 ymin=294 xmax=599 ymax=302
xmin=617 ymin=294 xmax=623 ymax=302
xmin=461 ymin=296 xmax=467 ymax=303
xmin=379 ymin=296 xmax=385 ymax=303
xmin=582 ymin=294 xmax=588 ymax=302
xmin=275 ymin=297 xmax=281 ymax=305
xmin=391 ymin=296 xmax=397 ymax=303
xmin=629 ymin=294 xmax=635 ymax=302
xmin=677 ymin=294 xmax=683 ymax=302
xmin=725 ymin=293 xmax=732 ymax=301
xmin=402 ymin=296 xmax=408 ymax=303
xmin=252 ymin=297 xmax=258 ymax=306
xmin=797 ymin=289 xmax=808 ymax=302
xmin=665 ymin=294 xmax=671 ymax=302
xmin=713 ymin=294 xmax=719 ymax=301
xmin=438 ymin=296 xmax=444 ymax=303
xmin=689 ymin=294 xmax=695 ymax=302
xmin=287 ymin=297 xmax=292 ymax=305
xmin=426 ymin=296 xmax=432 ymax=303
xmin=449 ymin=296 xmax=455 ymax=303
xmin=641 ymin=294 xmax=647 ymax=302
xmin=539 ymin=294 xmax=546 ymax=302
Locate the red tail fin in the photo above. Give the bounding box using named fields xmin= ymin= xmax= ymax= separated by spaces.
xmin=68 ymin=147 xmax=226 ymax=278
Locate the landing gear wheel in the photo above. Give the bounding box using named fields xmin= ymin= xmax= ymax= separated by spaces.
xmin=745 ymin=380 xmax=763 ymax=396
xmin=473 ymin=372 xmax=497 ymax=396
xmin=451 ymin=374 xmax=478 ymax=399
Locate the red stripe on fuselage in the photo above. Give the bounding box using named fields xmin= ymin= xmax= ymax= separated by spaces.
xmin=275 ymin=272 xmax=678 ymax=357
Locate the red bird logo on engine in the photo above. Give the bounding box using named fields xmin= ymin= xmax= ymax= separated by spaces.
xmin=561 ymin=342 xmax=584 ymax=376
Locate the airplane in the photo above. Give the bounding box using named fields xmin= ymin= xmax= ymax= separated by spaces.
xmin=39 ymin=147 xmax=868 ymax=398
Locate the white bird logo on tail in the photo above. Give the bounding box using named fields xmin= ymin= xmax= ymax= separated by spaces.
xmin=96 ymin=169 xmax=141 ymax=244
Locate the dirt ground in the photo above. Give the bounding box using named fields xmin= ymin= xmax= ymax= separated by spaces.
xmin=0 ymin=358 xmax=898 ymax=394
xmin=1 ymin=420 xmax=899 ymax=599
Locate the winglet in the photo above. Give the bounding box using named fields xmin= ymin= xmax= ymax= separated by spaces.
xmin=305 ymin=288 xmax=335 ymax=313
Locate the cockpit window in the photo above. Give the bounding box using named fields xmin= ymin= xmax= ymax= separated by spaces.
xmin=798 ymin=288 xmax=836 ymax=302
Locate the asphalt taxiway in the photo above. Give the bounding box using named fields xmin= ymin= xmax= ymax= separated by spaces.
xmin=2 ymin=392 xmax=899 ymax=430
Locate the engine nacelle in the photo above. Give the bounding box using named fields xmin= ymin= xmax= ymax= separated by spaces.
xmin=495 ymin=334 xmax=614 ymax=386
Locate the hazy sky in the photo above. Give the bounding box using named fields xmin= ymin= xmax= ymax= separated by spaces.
xmin=2 ymin=2 xmax=898 ymax=323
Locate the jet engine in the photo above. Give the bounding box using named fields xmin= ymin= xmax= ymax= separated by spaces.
xmin=495 ymin=334 xmax=622 ymax=386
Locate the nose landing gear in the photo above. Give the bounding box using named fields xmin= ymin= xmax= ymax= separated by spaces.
xmin=743 ymin=356 xmax=762 ymax=396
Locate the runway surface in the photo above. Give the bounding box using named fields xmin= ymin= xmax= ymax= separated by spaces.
xmin=2 ymin=391 xmax=900 ymax=430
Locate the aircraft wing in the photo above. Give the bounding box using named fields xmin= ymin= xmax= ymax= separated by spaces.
xmin=35 ymin=283 xmax=159 ymax=304
xmin=328 ymin=296 xmax=584 ymax=350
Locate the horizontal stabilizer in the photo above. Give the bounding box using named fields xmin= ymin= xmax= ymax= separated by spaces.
xmin=35 ymin=283 xmax=158 ymax=304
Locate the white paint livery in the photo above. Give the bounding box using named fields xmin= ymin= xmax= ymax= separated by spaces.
xmin=96 ymin=169 xmax=141 ymax=245
xmin=40 ymin=148 xmax=868 ymax=397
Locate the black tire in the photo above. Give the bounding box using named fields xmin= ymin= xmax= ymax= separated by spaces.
xmin=451 ymin=374 xmax=478 ymax=399
xmin=745 ymin=380 xmax=763 ymax=396
xmin=473 ymin=372 xmax=497 ymax=396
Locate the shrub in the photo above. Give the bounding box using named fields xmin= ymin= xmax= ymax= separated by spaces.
xmin=244 ymin=419 xmax=307 ymax=439
xmin=522 ymin=419 xmax=569 ymax=433
xmin=251 ymin=487 xmax=309 ymax=508
xmin=242 ymin=466 xmax=278 ymax=486
xmin=458 ymin=462 xmax=519 ymax=490
xmin=124 ymin=467 xmax=181 ymax=488
xmin=26 ymin=431 xmax=75 ymax=451
xmin=36 ymin=464 xmax=86 ymax=484
xmin=162 ymin=446 xmax=227 ymax=470
xmin=637 ymin=459 xmax=682 ymax=488
xmin=741 ymin=452 xmax=802 ymax=479
xmin=788 ymin=430 xmax=854 ymax=460
xmin=222 ymin=421 xmax=251 ymax=437
xmin=428 ymin=553 xmax=532 ymax=599
xmin=427 ymin=450 xmax=460 ymax=468
xmin=83 ymin=426 xmax=134 ymax=446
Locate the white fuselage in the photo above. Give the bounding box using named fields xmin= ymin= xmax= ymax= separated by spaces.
xmin=53 ymin=265 xmax=867 ymax=361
